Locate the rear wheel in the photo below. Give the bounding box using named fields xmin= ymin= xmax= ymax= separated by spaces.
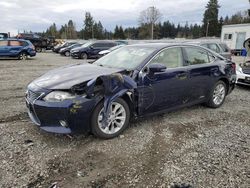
xmin=91 ymin=98 xmax=130 ymax=139
xmin=18 ymin=52 xmax=27 ymax=60
xmin=206 ymin=81 xmax=227 ymax=108
xmin=65 ymin=51 xmax=70 ymax=57
xmin=80 ymin=52 xmax=87 ymax=59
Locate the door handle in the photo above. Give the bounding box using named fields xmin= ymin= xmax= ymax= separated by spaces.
xmin=176 ymin=72 xmax=188 ymax=80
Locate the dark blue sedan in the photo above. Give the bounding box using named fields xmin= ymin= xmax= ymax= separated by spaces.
xmin=26 ymin=43 xmax=236 ymax=138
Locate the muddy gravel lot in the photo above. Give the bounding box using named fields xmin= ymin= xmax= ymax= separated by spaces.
xmin=0 ymin=53 xmax=249 ymax=188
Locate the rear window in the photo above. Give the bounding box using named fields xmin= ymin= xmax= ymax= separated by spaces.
xmin=0 ymin=40 xmax=8 ymax=46
xmin=219 ymin=43 xmax=230 ymax=52
xmin=207 ymin=43 xmax=221 ymax=53
xmin=9 ymin=40 xmax=22 ymax=46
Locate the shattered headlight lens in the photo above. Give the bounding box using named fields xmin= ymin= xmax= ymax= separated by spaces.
xmin=43 ymin=91 xmax=75 ymax=102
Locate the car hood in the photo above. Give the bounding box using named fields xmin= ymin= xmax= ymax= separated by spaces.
xmin=31 ymin=63 xmax=123 ymax=90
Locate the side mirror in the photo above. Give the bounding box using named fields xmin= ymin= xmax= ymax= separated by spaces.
xmin=148 ymin=63 xmax=166 ymax=74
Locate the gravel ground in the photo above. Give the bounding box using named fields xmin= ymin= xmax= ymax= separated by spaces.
xmin=0 ymin=53 xmax=249 ymax=188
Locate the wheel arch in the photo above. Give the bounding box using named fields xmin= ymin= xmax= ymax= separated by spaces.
xmin=218 ymin=77 xmax=230 ymax=95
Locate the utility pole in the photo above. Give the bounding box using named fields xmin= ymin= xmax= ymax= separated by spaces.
xmin=206 ymin=20 xmax=210 ymax=37
xmin=92 ymin=25 xmax=94 ymax=39
xmin=150 ymin=6 xmax=154 ymax=40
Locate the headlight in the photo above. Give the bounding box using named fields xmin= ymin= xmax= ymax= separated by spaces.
xmin=43 ymin=91 xmax=75 ymax=102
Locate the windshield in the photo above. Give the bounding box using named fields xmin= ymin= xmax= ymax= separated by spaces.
xmin=94 ymin=46 xmax=156 ymax=70
xmin=81 ymin=42 xmax=93 ymax=48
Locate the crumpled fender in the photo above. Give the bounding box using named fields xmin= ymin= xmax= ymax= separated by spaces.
xmin=86 ymin=73 xmax=137 ymax=128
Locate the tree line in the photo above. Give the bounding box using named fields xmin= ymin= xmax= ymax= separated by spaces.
xmin=39 ymin=0 xmax=250 ymax=40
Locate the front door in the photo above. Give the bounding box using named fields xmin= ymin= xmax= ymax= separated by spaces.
xmin=137 ymin=47 xmax=189 ymax=115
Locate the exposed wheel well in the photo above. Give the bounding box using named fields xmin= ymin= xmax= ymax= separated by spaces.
xmin=218 ymin=78 xmax=229 ymax=94
xmin=120 ymin=93 xmax=135 ymax=118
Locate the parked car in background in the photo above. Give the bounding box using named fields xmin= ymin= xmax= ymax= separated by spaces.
xmin=98 ymin=44 xmax=126 ymax=58
xmin=59 ymin=43 xmax=83 ymax=56
xmin=70 ymin=41 xmax=117 ymax=59
xmin=53 ymin=42 xmax=77 ymax=53
xmin=0 ymin=39 xmax=36 ymax=60
xmin=236 ymin=61 xmax=250 ymax=86
xmin=26 ymin=43 xmax=236 ymax=139
xmin=0 ymin=33 xmax=8 ymax=39
xmin=236 ymin=38 xmax=250 ymax=86
xmin=16 ymin=33 xmax=54 ymax=52
xmin=188 ymin=41 xmax=232 ymax=60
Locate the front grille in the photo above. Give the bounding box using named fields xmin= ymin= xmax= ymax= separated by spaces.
xmin=26 ymin=90 xmax=42 ymax=103
xmin=242 ymin=67 xmax=250 ymax=75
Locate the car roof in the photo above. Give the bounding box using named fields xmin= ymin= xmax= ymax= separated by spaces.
xmin=2 ymin=38 xmax=29 ymax=42
xmin=186 ymin=41 xmax=225 ymax=45
xmin=128 ymin=42 xmax=204 ymax=50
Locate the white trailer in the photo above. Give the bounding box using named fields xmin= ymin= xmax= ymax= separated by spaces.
xmin=221 ymin=23 xmax=250 ymax=55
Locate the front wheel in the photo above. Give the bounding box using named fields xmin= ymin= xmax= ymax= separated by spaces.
xmin=80 ymin=52 xmax=87 ymax=59
xmin=206 ymin=81 xmax=227 ymax=108
xmin=91 ymin=98 xmax=130 ymax=139
xmin=18 ymin=52 xmax=28 ymax=60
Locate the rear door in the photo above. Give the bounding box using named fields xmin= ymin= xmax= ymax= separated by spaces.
xmin=0 ymin=40 xmax=9 ymax=56
xmin=8 ymin=40 xmax=23 ymax=56
xmin=183 ymin=46 xmax=218 ymax=102
xmin=138 ymin=47 xmax=189 ymax=115
xmin=89 ymin=43 xmax=104 ymax=58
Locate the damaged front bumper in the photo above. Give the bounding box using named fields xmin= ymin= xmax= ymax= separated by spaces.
xmin=25 ymin=90 xmax=98 ymax=134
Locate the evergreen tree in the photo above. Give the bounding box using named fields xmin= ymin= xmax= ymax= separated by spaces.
xmin=67 ymin=20 xmax=77 ymax=39
xmin=83 ymin=12 xmax=94 ymax=39
xmin=202 ymin=0 xmax=220 ymax=37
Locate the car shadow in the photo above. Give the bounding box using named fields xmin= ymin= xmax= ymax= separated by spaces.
xmin=236 ymin=85 xmax=250 ymax=91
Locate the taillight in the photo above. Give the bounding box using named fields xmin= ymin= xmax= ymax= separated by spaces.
xmin=32 ymin=45 xmax=35 ymax=50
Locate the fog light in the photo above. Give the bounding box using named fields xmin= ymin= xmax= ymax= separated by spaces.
xmin=59 ymin=120 xmax=68 ymax=128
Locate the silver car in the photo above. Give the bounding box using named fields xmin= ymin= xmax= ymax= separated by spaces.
xmin=188 ymin=41 xmax=232 ymax=60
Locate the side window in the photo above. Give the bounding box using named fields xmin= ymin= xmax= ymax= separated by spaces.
xmin=92 ymin=43 xmax=102 ymax=48
xmin=207 ymin=43 xmax=220 ymax=53
xmin=9 ymin=40 xmax=21 ymax=46
xmin=224 ymin=34 xmax=233 ymax=40
xmin=150 ymin=47 xmax=183 ymax=68
xmin=0 ymin=40 xmax=8 ymax=46
xmin=185 ymin=47 xmax=209 ymax=65
xmin=21 ymin=41 xmax=29 ymax=46
xmin=107 ymin=43 xmax=116 ymax=48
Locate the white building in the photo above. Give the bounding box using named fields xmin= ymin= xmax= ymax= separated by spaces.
xmin=221 ymin=23 xmax=250 ymax=51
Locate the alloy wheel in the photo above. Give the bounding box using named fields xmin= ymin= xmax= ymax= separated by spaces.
xmin=98 ymin=102 xmax=126 ymax=135
xmin=65 ymin=51 xmax=70 ymax=57
xmin=19 ymin=53 xmax=27 ymax=60
xmin=212 ymin=83 xmax=226 ymax=105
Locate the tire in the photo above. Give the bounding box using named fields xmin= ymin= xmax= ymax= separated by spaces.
xmin=36 ymin=47 xmax=42 ymax=53
xmin=80 ymin=52 xmax=87 ymax=59
xmin=206 ymin=81 xmax=227 ymax=108
xmin=65 ymin=51 xmax=70 ymax=57
xmin=18 ymin=52 xmax=28 ymax=60
xmin=91 ymin=98 xmax=130 ymax=139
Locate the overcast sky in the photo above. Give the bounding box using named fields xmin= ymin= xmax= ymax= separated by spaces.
xmin=0 ymin=0 xmax=249 ymax=35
